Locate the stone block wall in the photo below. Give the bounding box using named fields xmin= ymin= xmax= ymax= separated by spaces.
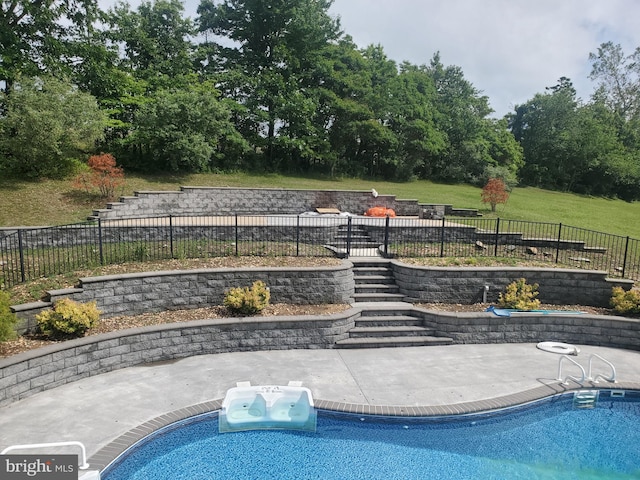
xmin=90 ymin=187 xmax=459 ymax=220
xmin=0 ymin=312 xmax=359 ymax=407
xmin=418 ymin=310 xmax=640 ymax=350
xmin=2 ymin=306 xmax=638 ymax=407
xmin=392 ymin=263 xmax=634 ymax=307
xmin=11 ymin=263 xmax=354 ymax=334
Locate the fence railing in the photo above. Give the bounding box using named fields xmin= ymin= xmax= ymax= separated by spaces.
xmin=1 ymin=214 xmax=638 ymax=289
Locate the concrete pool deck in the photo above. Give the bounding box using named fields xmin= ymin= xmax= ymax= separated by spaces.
xmin=1 ymin=343 xmax=639 ymax=471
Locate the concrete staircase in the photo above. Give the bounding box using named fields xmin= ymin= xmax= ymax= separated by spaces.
xmin=337 ymin=259 xmax=454 ymax=348
xmin=335 ymin=302 xmax=454 ymax=348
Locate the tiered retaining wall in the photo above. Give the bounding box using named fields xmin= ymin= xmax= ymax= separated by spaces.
xmin=0 ymin=312 xmax=358 ymax=407
xmin=1 ymin=307 xmax=638 ymax=408
xmin=11 ymin=263 xmax=354 ymax=333
xmin=10 ymin=262 xmax=632 ymax=335
xmin=392 ymin=263 xmax=632 ymax=306
xmin=417 ymin=309 xmax=640 ymax=349
xmin=90 ymin=187 xmax=463 ymax=220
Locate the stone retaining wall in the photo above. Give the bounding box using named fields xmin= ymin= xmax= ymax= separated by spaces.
xmin=11 ymin=263 xmax=354 ymax=333
xmin=11 ymin=262 xmax=632 ymax=333
xmin=90 ymin=187 xmax=461 ymax=220
xmin=0 ymin=312 xmax=358 ymax=407
xmin=1 ymin=307 xmax=638 ymax=407
xmin=418 ymin=309 xmax=640 ymax=350
xmin=393 ymin=262 xmax=633 ymax=307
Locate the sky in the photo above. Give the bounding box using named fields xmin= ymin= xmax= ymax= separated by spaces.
xmin=102 ymin=0 xmax=640 ymax=118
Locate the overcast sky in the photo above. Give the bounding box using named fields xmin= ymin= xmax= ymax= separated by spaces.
xmin=104 ymin=0 xmax=640 ymax=118
xmin=329 ymin=0 xmax=640 ymax=117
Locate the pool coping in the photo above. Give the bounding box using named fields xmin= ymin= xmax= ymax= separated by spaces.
xmin=88 ymin=379 xmax=640 ymax=472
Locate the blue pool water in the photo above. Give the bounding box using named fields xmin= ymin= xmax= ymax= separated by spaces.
xmin=103 ymin=392 xmax=640 ymax=480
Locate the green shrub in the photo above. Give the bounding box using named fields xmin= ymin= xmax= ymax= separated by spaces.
xmin=498 ymin=278 xmax=541 ymax=310
xmin=36 ymin=298 xmax=101 ymax=338
xmin=610 ymin=286 xmax=640 ymax=315
xmin=224 ymin=280 xmax=270 ymax=315
xmin=0 ymin=291 xmax=18 ymax=342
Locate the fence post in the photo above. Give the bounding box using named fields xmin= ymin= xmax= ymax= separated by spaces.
xmin=97 ymin=219 xmax=104 ymax=266
xmin=235 ymin=214 xmax=239 ymax=257
xmin=439 ymin=216 xmax=445 ymax=257
xmin=346 ymin=216 xmax=352 ymax=258
xmin=17 ymin=229 xmax=26 ymax=283
xmin=296 ymin=215 xmax=300 ymax=256
xmin=622 ymin=236 xmax=630 ymax=278
xmin=555 ymin=223 xmax=562 ymax=264
xmin=493 ymin=218 xmax=500 ymax=257
xmin=383 ymin=215 xmax=390 ymax=257
xmin=169 ymin=215 xmax=174 ymax=258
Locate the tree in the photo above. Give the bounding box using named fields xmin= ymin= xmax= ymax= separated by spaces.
xmin=508 ymin=77 xmax=638 ymax=198
xmin=198 ymin=0 xmax=341 ymax=170
xmin=589 ymin=42 xmax=640 ymax=122
xmin=481 ymin=178 xmax=509 ymax=212
xmin=127 ymin=83 xmax=248 ymax=172
xmin=73 ymin=153 xmax=125 ymax=199
xmin=0 ymin=76 xmax=107 ymax=178
xmin=426 ymin=53 xmax=495 ymax=183
xmin=0 ymin=0 xmax=99 ymax=93
xmin=508 ymin=78 xmax=581 ymax=189
xmin=105 ymin=0 xmax=196 ymax=89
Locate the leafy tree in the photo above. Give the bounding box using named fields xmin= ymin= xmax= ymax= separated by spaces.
xmin=509 ymin=77 xmax=639 ymax=198
xmin=198 ymin=0 xmax=340 ymax=170
xmin=127 ymin=83 xmax=248 ymax=172
xmin=106 ymin=0 xmax=196 ymax=89
xmin=481 ymin=178 xmax=510 ymax=212
xmin=426 ymin=53 xmax=495 ymax=183
xmin=508 ymin=78 xmax=581 ymax=189
xmin=0 ymin=0 xmax=99 ymax=93
xmin=386 ymin=63 xmax=445 ymax=180
xmin=0 ymin=76 xmax=107 ymax=178
xmin=589 ymin=42 xmax=640 ymax=122
xmin=73 ymin=153 xmax=125 ymax=199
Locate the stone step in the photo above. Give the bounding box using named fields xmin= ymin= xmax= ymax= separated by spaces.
xmin=335 ymin=336 xmax=454 ymax=348
xmin=349 ymin=326 xmax=434 ymax=338
xmin=352 ymin=293 xmax=406 ymax=302
xmin=355 ymin=284 xmax=400 ymax=294
xmin=354 ymin=275 xmax=395 ymax=284
xmin=356 ymin=315 xmax=424 ymax=327
xmin=352 ymin=266 xmax=392 ymax=276
xmin=334 ymin=234 xmax=371 ymax=240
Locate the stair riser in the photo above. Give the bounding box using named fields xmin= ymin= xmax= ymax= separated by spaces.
xmin=336 ymin=339 xmax=454 ymax=349
xmin=354 ymin=278 xmax=395 ymax=285
xmin=350 ymin=331 xmax=435 ymax=338
xmin=352 ymin=295 xmax=406 ymax=302
xmin=355 ymin=287 xmax=400 ymax=294
xmin=356 ymin=320 xmax=425 ymax=327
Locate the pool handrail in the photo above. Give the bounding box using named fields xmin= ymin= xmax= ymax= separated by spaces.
xmin=587 ymin=354 xmax=617 ymax=383
xmin=557 ymin=355 xmax=586 ymax=385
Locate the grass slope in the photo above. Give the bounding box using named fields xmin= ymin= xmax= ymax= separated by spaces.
xmin=0 ymin=172 xmax=638 ymax=238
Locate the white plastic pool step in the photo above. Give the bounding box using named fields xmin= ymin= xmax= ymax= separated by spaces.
xmin=573 ymin=390 xmax=599 ymax=409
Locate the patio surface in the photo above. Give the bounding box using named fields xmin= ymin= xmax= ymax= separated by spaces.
xmin=1 ymin=342 xmax=640 ymax=472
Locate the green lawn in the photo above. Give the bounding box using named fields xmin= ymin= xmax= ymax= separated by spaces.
xmin=1 ymin=172 xmax=638 ymax=238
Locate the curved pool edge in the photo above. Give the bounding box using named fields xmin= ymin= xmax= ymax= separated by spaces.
xmin=88 ymin=380 xmax=640 ymax=472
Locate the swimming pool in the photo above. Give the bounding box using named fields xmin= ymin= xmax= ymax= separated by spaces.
xmin=102 ymin=391 xmax=640 ymax=480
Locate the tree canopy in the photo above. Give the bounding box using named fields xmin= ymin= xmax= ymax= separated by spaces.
xmin=0 ymin=0 xmax=638 ymax=200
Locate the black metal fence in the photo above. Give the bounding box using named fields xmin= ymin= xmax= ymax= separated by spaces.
xmin=1 ymin=214 xmax=639 ymax=289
